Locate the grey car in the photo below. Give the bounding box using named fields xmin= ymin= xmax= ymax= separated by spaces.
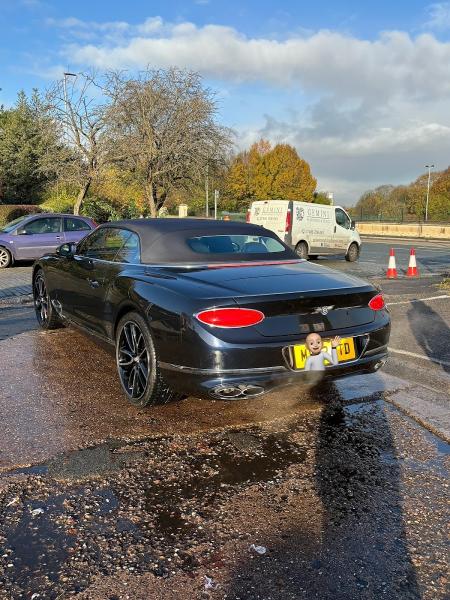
xmin=0 ymin=213 xmax=96 ymax=268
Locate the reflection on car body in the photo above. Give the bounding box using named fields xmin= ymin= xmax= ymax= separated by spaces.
xmin=32 ymin=218 xmax=390 ymax=407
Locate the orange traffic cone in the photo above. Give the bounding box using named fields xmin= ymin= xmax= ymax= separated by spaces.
xmin=406 ymin=248 xmax=419 ymax=277
xmin=386 ymin=248 xmax=398 ymax=278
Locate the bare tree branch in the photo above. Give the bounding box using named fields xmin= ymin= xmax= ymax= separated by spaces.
xmin=104 ymin=67 xmax=234 ymax=216
xmin=44 ymin=72 xmax=109 ymax=214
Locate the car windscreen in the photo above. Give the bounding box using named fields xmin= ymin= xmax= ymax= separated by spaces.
xmin=1 ymin=215 xmax=29 ymax=233
xmin=186 ymin=234 xmax=286 ymax=255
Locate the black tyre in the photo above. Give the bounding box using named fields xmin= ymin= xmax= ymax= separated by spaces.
xmin=116 ymin=311 xmax=180 ymax=407
xmin=295 ymin=241 xmax=309 ymax=260
xmin=33 ymin=270 xmax=61 ymax=329
xmin=309 ymin=255 xmax=319 ymax=260
xmin=0 ymin=247 xmax=12 ymax=269
xmin=345 ymin=242 xmax=360 ymax=262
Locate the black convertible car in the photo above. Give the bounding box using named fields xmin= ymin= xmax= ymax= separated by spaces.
xmin=33 ymin=219 xmax=390 ymax=406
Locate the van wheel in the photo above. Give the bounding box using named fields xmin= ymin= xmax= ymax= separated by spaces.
xmin=295 ymin=241 xmax=308 ymax=260
xmin=345 ymin=243 xmax=360 ymax=262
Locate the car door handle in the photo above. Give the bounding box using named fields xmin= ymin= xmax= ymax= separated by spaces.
xmin=56 ymin=235 xmax=62 ymax=240
xmin=87 ymin=278 xmax=100 ymax=288
xmin=334 ymin=226 xmax=337 ymax=233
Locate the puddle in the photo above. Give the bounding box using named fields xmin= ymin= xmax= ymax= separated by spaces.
xmin=3 ymin=493 xmax=76 ymax=595
xmin=1 ymin=429 xmax=307 ymax=595
xmin=144 ymin=431 xmax=306 ymax=535
xmin=154 ymin=508 xmax=197 ymax=536
xmin=1 ymin=486 xmax=119 ymax=597
xmin=0 ymin=464 xmax=49 ymax=478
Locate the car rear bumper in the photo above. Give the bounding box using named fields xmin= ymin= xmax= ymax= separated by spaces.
xmin=159 ymin=321 xmax=390 ymax=400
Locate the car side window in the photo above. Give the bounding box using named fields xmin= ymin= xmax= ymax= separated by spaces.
xmin=76 ymin=228 xmax=139 ymax=262
xmin=64 ymin=217 xmax=91 ymax=232
xmin=114 ymin=231 xmax=140 ymax=263
xmin=21 ymin=217 xmax=61 ymax=234
xmin=335 ymin=208 xmax=351 ymax=229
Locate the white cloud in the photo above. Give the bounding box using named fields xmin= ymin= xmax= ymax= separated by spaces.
xmin=59 ymin=21 xmax=450 ymax=104
xmin=424 ymin=2 xmax=450 ymax=30
xmin=44 ymin=16 xmax=450 ymax=202
xmin=46 ymin=17 xmax=131 ymax=33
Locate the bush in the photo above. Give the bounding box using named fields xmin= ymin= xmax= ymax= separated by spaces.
xmin=39 ymin=190 xmax=75 ymax=214
xmin=0 ymin=204 xmax=42 ymax=226
xmin=81 ymin=197 xmax=142 ymax=223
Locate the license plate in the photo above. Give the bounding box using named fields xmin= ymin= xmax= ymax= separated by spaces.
xmin=292 ymin=337 xmax=356 ymax=370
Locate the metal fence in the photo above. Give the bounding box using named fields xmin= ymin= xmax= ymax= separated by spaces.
xmin=349 ymin=208 xmax=449 ymax=224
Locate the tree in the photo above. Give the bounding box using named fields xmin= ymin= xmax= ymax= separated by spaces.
xmin=226 ymin=140 xmax=316 ymax=205
xmin=0 ymin=91 xmax=57 ymax=202
xmin=429 ymin=167 xmax=450 ymax=220
xmin=258 ymin=144 xmax=316 ymax=200
xmin=105 ymin=68 xmax=233 ymax=217
xmin=226 ymin=141 xmax=266 ymax=204
xmin=312 ymin=192 xmax=332 ymax=205
xmin=354 ymin=185 xmax=394 ymax=217
xmin=44 ymin=73 xmax=109 ymax=214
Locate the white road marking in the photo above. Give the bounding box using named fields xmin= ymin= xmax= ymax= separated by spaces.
xmin=362 ymin=236 xmax=450 ymax=246
xmin=363 ymin=243 xmax=449 ymax=251
xmin=386 ymin=295 xmax=450 ymax=306
xmin=389 ymin=347 xmax=450 ymax=368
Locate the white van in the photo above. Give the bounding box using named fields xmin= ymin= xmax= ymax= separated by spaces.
xmin=247 ymin=200 xmax=361 ymax=261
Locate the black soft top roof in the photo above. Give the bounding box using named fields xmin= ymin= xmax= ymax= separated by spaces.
xmin=98 ymin=218 xmax=296 ymax=264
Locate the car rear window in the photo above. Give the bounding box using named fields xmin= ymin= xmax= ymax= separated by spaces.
xmin=186 ymin=234 xmax=286 ymax=254
xmin=64 ymin=217 xmax=92 ymax=232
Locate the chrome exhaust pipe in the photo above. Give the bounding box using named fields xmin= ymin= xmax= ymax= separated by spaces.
xmin=210 ymin=384 xmax=265 ymax=400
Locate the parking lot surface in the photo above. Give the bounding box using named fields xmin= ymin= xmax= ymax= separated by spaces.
xmin=0 ymin=236 xmax=449 ymax=300
xmin=0 ymin=266 xmax=32 ymax=299
xmin=0 ymin=236 xmax=448 ymax=599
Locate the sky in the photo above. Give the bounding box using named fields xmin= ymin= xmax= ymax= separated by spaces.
xmin=1 ymin=0 xmax=450 ymax=204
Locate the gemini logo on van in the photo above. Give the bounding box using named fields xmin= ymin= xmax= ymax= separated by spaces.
xmin=296 ymin=207 xmax=305 ymax=220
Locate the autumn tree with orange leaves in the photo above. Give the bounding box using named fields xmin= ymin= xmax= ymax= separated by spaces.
xmin=226 ymin=140 xmax=316 ymax=208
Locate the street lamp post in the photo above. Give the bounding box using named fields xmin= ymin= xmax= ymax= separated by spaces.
xmin=205 ymin=163 xmax=209 ymax=218
xmin=63 ymin=72 xmax=77 ymax=107
xmin=425 ymin=164 xmax=434 ymax=222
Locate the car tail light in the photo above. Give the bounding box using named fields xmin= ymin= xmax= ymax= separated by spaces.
xmin=246 ymin=209 xmax=251 ymax=223
xmin=90 ymin=219 xmax=99 ymax=227
xmin=368 ymin=294 xmax=385 ymax=310
xmin=285 ymin=210 xmax=291 ymax=233
xmin=196 ymin=307 xmax=265 ymax=328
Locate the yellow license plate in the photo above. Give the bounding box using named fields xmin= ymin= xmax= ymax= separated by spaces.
xmin=293 ymin=337 xmax=356 ymax=370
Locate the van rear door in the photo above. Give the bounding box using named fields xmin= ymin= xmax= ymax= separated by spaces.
xmin=249 ymin=201 xmax=291 ymax=242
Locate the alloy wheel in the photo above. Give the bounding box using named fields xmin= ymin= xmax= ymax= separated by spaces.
xmin=34 ymin=274 xmax=49 ymax=325
xmin=117 ymin=321 xmax=150 ymax=400
xmin=0 ymin=248 xmax=10 ymax=268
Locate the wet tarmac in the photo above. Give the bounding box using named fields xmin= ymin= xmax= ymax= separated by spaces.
xmin=0 ymin=281 xmax=449 ymax=599
xmin=0 ymin=325 xmax=322 ymax=472
xmin=0 ymin=395 xmax=448 ymax=599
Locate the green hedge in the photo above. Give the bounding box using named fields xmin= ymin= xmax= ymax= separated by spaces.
xmin=0 ymin=204 xmax=42 ymax=227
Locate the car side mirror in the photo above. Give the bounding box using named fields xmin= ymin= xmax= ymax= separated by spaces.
xmin=57 ymin=242 xmax=76 ymax=258
xmin=351 ymin=220 xmax=356 ymax=230
xmin=16 ymin=228 xmax=28 ymax=235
